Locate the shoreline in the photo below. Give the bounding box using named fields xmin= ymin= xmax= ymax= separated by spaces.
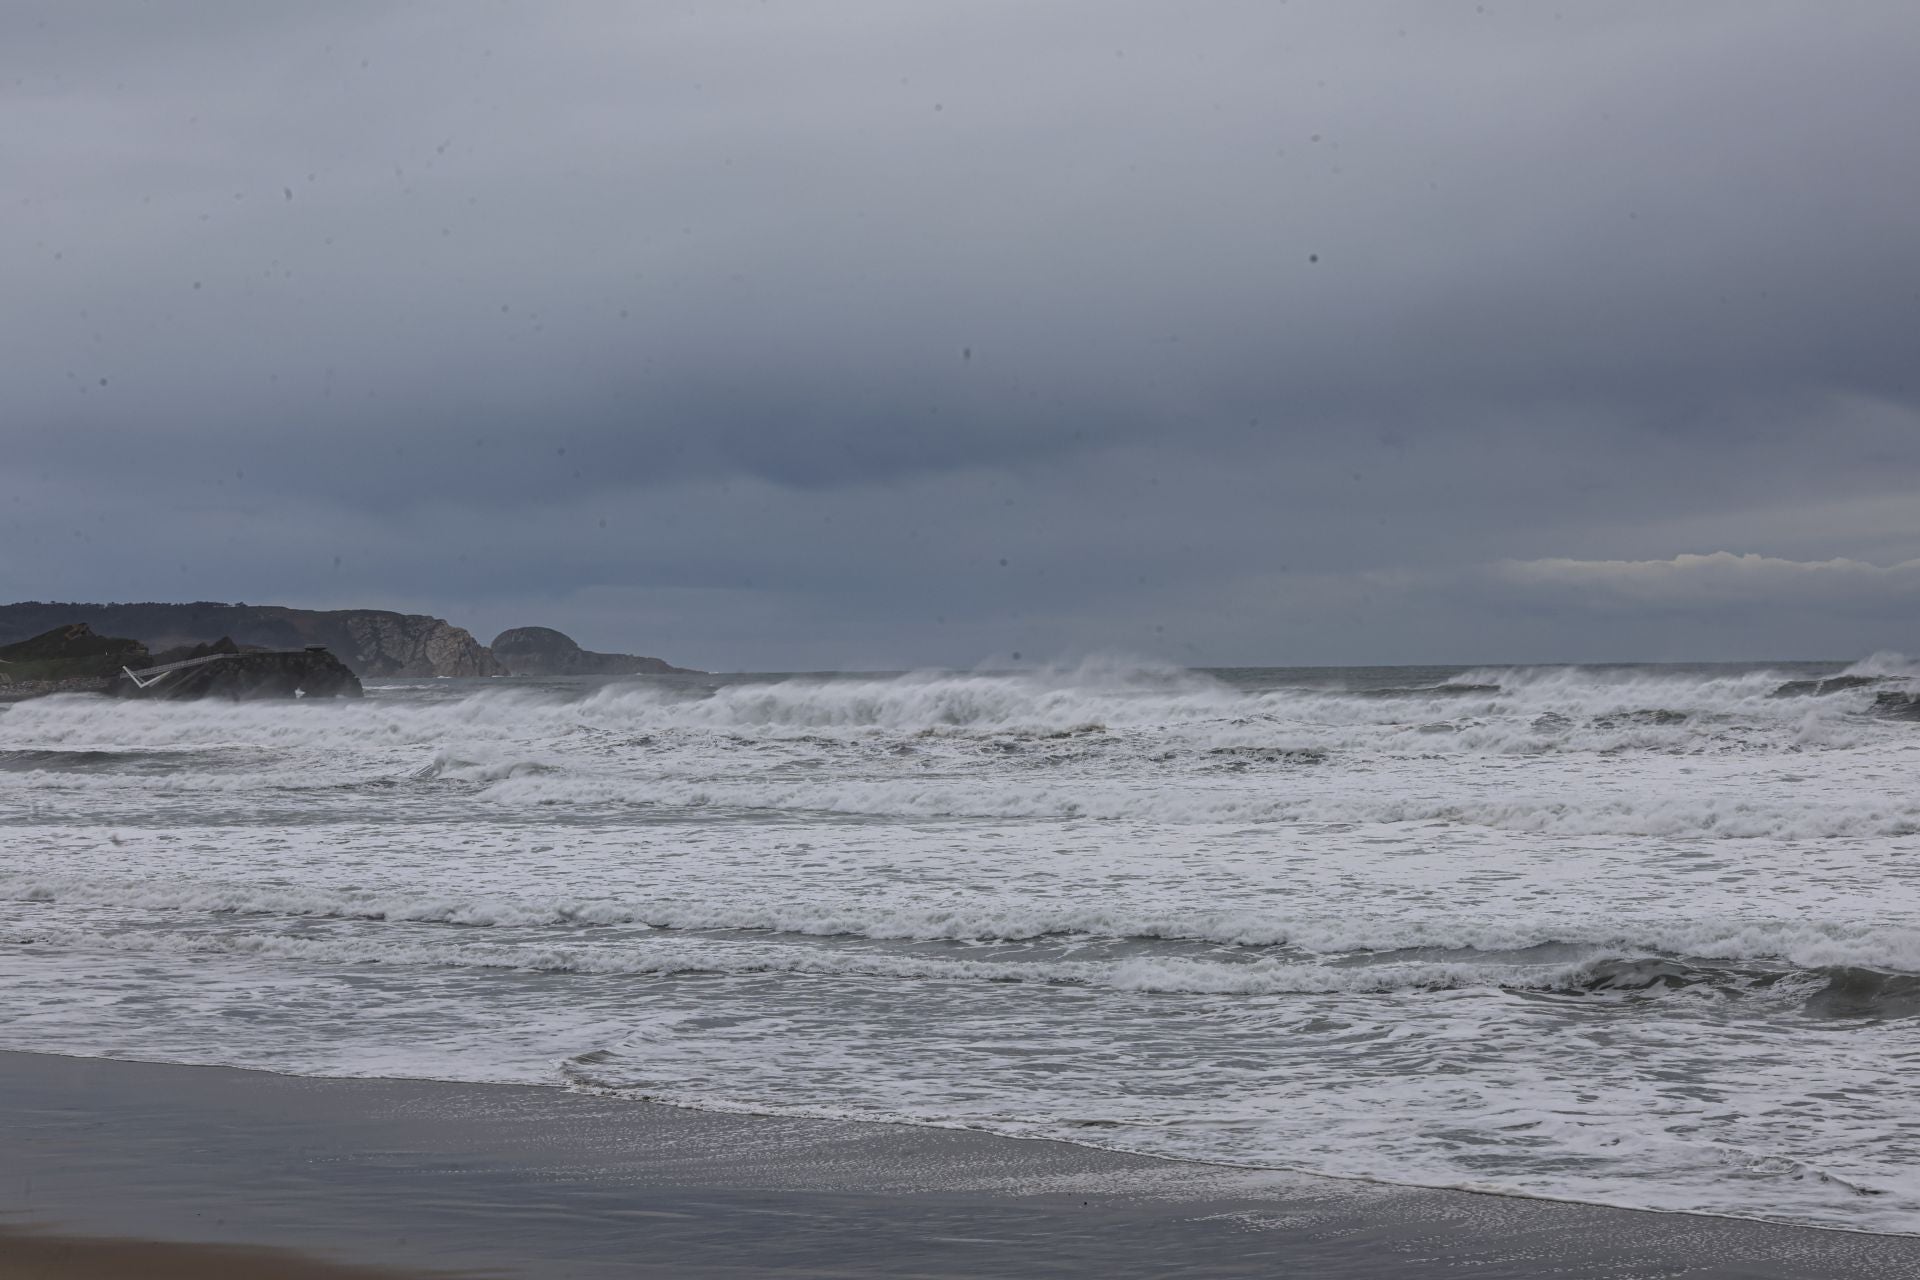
xmin=8 ymin=1043 xmax=1913 ymax=1242
xmin=0 ymin=1229 xmax=443 ymax=1280
xmin=5 ymin=1051 xmax=1919 ymax=1277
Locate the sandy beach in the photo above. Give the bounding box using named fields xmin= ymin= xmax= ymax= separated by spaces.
xmin=0 ymin=1229 xmax=437 ymax=1280
xmin=2 ymin=1050 xmax=1916 ymax=1278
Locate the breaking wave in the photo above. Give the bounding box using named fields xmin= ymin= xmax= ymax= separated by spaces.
xmin=1 ymin=655 xmax=1904 ymax=750
xmin=7 ymin=918 xmax=1918 ymax=1014
xmin=8 ymin=654 xmax=1920 ymax=1234
xmin=9 ymin=874 xmax=1919 ymax=975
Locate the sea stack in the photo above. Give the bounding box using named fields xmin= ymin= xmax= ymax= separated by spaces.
xmin=110 ymin=646 xmax=364 ymax=700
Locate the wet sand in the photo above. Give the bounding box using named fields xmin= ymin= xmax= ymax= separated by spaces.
xmin=0 ymin=1228 xmax=444 ymax=1280
xmin=3 ymin=1050 xmax=1916 ymax=1278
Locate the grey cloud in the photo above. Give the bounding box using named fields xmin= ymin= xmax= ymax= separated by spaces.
xmin=1498 ymin=553 xmax=1920 ymax=610
xmin=5 ymin=2 xmax=1920 ymax=667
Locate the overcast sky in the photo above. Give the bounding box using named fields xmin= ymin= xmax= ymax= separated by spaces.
xmin=5 ymin=2 xmax=1918 ymax=670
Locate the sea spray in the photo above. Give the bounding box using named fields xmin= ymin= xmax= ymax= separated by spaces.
xmin=4 ymin=658 xmax=1919 ymax=1233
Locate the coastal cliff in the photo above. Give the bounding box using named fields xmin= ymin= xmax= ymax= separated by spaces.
xmin=490 ymin=626 xmax=697 ymax=676
xmin=0 ymin=603 xmax=500 ymax=679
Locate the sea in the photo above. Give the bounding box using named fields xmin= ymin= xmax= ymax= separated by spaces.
xmin=3 ymin=658 xmax=1918 ymax=1234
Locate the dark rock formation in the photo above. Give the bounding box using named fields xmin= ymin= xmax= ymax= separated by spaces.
xmin=0 ymin=623 xmax=150 ymax=699
xmin=1770 ymin=674 xmax=1881 ymax=698
xmin=111 ymin=648 xmax=363 ymax=701
xmin=490 ymin=626 xmax=696 ymax=677
xmin=0 ymin=623 xmax=148 ymax=679
xmin=0 ymin=603 xmax=501 ymax=679
xmin=148 ymin=635 xmax=247 ymax=667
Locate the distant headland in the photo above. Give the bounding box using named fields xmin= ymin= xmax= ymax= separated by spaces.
xmin=0 ymin=601 xmax=699 ymax=699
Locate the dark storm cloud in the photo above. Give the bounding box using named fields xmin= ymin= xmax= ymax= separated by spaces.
xmin=5 ymin=1 xmax=1919 ymax=667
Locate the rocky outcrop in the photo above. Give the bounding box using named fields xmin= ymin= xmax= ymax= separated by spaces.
xmin=490 ymin=626 xmax=696 ymax=677
xmin=0 ymin=623 xmax=149 ymax=699
xmin=111 ymin=648 xmax=363 ymax=701
xmin=0 ymin=603 xmax=502 ymax=679
xmin=0 ymin=605 xmax=698 ymax=681
xmin=0 ymin=623 xmax=148 ymax=679
xmin=148 ymin=636 xmax=246 ymax=667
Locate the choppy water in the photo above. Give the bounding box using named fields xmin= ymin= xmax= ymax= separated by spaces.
xmin=4 ymin=657 xmax=1920 ymax=1232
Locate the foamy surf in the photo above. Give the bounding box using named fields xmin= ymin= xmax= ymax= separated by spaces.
xmin=4 ymin=657 xmax=1920 ymax=1234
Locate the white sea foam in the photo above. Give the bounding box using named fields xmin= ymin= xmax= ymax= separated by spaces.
xmin=0 ymin=656 xmax=1886 ymax=751
xmin=3 ymin=920 xmax=1642 ymax=995
xmin=5 ymin=659 xmax=1920 ymax=1233
xmin=8 ymin=873 xmax=1920 ymax=973
xmin=449 ymin=770 xmax=1920 ymax=839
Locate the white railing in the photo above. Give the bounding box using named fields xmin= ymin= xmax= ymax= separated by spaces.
xmin=120 ymin=649 xmax=313 ymax=688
